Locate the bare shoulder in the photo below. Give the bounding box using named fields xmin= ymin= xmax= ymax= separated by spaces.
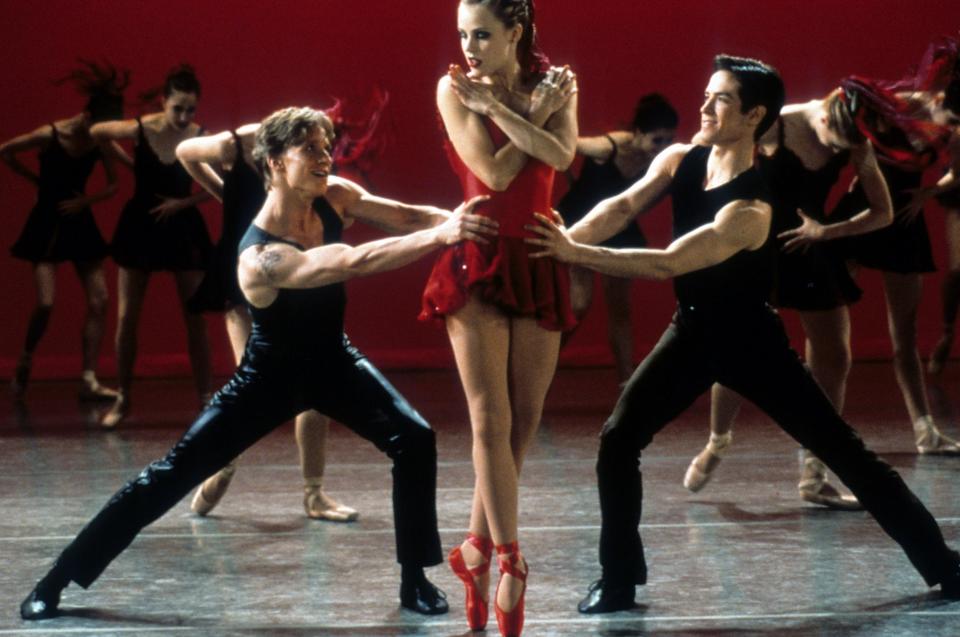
xmin=236 ymin=123 xmax=260 ymax=138
xmin=653 ymin=143 xmax=693 ymax=175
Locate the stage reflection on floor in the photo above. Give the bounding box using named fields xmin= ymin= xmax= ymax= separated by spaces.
xmin=2 ymin=362 xmax=959 ymax=636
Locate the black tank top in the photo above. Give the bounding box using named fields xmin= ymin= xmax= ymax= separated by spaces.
xmin=558 ymin=135 xmax=637 ymax=215
xmin=759 ymin=119 xmax=849 ymax=234
xmin=132 ymin=118 xmax=197 ymax=202
xmin=221 ymin=132 xmax=265 ymax=246
xmin=670 ymin=145 xmax=774 ymax=309
xmin=238 ymin=197 xmax=346 ymax=357
xmin=36 ymin=125 xmax=100 ymax=209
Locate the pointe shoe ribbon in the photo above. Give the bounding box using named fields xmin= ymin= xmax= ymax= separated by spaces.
xmin=494 ymin=541 xmax=527 ymax=637
xmin=304 ymin=483 xmax=359 ymax=522
xmin=449 ymin=533 xmax=494 ymax=630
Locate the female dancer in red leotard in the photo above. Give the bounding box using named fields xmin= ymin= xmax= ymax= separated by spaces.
xmin=420 ymin=2 xmax=576 ymax=635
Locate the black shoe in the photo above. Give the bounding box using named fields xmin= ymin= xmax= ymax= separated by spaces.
xmin=20 ymin=582 xmax=61 ymax=620
xmin=941 ymin=564 xmax=960 ymax=600
xmin=577 ymin=579 xmax=635 ymax=614
xmin=400 ymin=576 xmax=449 ymax=615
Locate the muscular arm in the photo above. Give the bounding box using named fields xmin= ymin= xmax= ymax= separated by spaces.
xmin=176 ymin=132 xmax=234 ymax=202
xmin=0 ymin=125 xmax=53 ymax=184
xmin=328 ymin=176 xmax=449 ymax=233
xmin=238 ymin=196 xmax=494 ymax=306
xmin=567 ymin=143 xmax=686 ymax=245
xmin=529 ymin=199 xmax=771 ymax=280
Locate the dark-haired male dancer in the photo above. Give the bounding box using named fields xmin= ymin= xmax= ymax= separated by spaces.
xmin=20 ymin=106 xmax=497 ymax=621
xmin=526 ymin=55 xmax=960 ymax=613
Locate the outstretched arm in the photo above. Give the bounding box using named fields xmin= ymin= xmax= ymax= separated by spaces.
xmin=0 ymin=125 xmax=53 ymax=185
xmin=567 ymin=143 xmax=687 ymax=246
xmin=527 ymin=198 xmax=771 ymax=280
xmin=90 ymin=119 xmax=139 ymax=173
xmin=239 ymin=196 xmax=496 ymax=305
xmin=329 ymin=176 xmax=452 ymax=234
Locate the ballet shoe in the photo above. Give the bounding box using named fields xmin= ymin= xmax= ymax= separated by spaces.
xmin=99 ymin=396 xmax=129 ymax=430
xmin=683 ymin=431 xmax=732 ymax=492
xmin=191 ymin=463 xmax=237 ymax=516
xmin=914 ymin=416 xmax=960 ymax=455
xmin=303 ymin=482 xmax=359 ymax=522
xmin=399 ymin=574 xmax=449 ymax=615
xmin=494 ymin=542 xmax=527 ymax=637
xmin=928 ymin=332 xmax=953 ymax=375
xmin=78 ymin=373 xmax=120 ymax=402
xmin=449 ymin=533 xmax=494 ymax=630
xmin=797 ymin=452 xmax=862 ymax=511
xmin=20 ymin=573 xmax=65 ymax=621
xmin=577 ymin=578 xmax=636 ymax=614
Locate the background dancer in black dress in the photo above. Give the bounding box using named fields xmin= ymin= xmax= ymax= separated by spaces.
xmin=1 ymin=60 xmax=128 ymax=401
xmin=830 ymin=69 xmax=960 ymax=455
xmin=92 ymin=64 xmax=213 ymax=428
xmin=19 ymin=106 xmax=496 ymax=620
xmin=525 ymin=55 xmax=960 ymax=613
xmin=557 ymin=94 xmax=677 ymax=382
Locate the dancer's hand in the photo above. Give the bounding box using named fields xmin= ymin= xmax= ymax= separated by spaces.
xmin=58 ymin=194 xmax=88 ymax=214
xmin=778 ymin=209 xmax=824 ymax=253
xmin=530 ymin=66 xmax=577 ymax=120
xmin=436 ymin=195 xmax=497 ymax=244
xmin=525 ymin=212 xmax=579 ymax=262
xmin=149 ymin=196 xmax=187 ymax=220
xmin=898 ymin=185 xmax=934 ymax=222
xmin=448 ymin=65 xmax=501 ymax=116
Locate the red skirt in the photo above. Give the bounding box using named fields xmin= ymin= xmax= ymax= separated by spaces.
xmin=420 ymin=236 xmax=576 ymax=331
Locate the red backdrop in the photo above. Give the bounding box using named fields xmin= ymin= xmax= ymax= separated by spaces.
xmin=0 ymin=1 xmax=956 ymax=378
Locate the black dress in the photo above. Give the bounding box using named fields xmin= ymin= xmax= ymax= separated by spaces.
xmin=833 ymin=160 xmax=936 ymax=274
xmin=110 ymin=119 xmax=212 ymax=271
xmin=10 ymin=125 xmax=109 ymax=263
xmin=759 ymin=120 xmax=861 ymax=310
xmin=557 ymin=135 xmax=648 ymax=249
xmin=188 ymin=132 xmax=264 ymax=312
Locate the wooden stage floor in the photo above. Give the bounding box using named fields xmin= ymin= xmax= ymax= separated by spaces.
xmin=1 ymin=362 xmax=959 ymax=636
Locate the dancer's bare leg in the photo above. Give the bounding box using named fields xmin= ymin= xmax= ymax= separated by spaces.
xmin=882 ymin=271 xmax=960 ymax=453
xmin=11 ymin=263 xmax=56 ymax=398
xmin=448 ymin=295 xmax=544 ymax=613
xmin=569 ymin=266 xmax=594 ymax=320
xmin=75 ymin=260 xmax=116 ymax=400
xmin=174 ymin=270 xmax=211 ymax=404
xmin=682 ymin=384 xmax=738 ymax=491
xmin=297 ymin=409 xmax=358 ymax=521
xmin=601 ymin=275 xmax=635 ymax=383
xmin=930 ymin=209 xmax=960 ymax=374
xmin=101 ymin=267 xmax=149 ymax=428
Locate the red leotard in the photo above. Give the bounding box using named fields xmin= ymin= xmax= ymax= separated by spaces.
xmin=420 ymin=118 xmax=575 ymax=331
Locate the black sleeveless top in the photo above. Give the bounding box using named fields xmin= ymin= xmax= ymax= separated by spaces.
xmin=759 ymin=119 xmax=849 ymax=234
xmin=238 ymin=198 xmax=346 ymax=357
xmin=556 ymin=135 xmax=648 ymax=248
xmin=222 ymin=132 xmax=266 ymax=244
xmin=131 ymin=118 xmax=196 ymax=203
xmin=670 ymin=145 xmax=774 ymax=310
xmin=36 ymin=126 xmax=101 ymax=209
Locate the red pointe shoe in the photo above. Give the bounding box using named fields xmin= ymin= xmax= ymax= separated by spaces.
xmin=494 ymin=542 xmax=528 ymax=637
xmin=449 ymin=533 xmax=494 ymax=630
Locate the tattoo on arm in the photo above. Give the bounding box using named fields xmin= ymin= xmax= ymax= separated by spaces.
xmin=256 ymin=247 xmax=283 ymax=282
